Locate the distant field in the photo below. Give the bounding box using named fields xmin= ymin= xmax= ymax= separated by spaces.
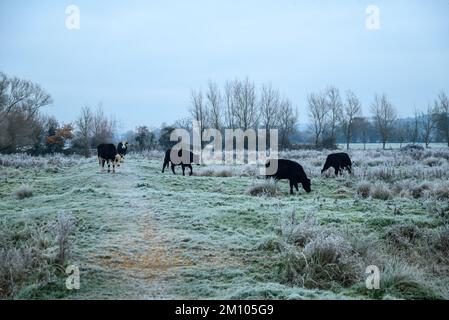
xmin=337 ymin=143 xmax=448 ymax=150
xmin=1 ymin=148 xmax=449 ymax=299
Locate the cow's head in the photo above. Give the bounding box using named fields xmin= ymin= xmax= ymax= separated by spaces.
xmin=114 ymin=154 xmax=122 ymax=167
xmin=302 ymin=178 xmax=312 ymax=193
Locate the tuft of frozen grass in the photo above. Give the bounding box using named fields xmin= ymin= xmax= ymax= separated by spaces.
xmin=384 ymin=223 xmax=423 ymax=249
xmin=371 ymin=183 xmax=392 ymax=200
xmin=277 ymin=211 xmax=363 ymax=289
xmin=12 ymin=185 xmax=34 ymax=200
xmin=53 ymin=212 xmax=76 ymax=264
xmin=356 ymin=182 xmax=371 ymax=198
xmin=0 ymin=212 xmax=76 ymax=298
xmin=247 ymin=179 xmax=280 ymax=197
xmin=193 ymin=169 xmax=234 ymax=177
xmin=364 ymin=260 xmax=444 ymax=300
xmin=433 ymin=183 xmax=449 ymax=200
xmin=423 ymin=157 xmax=443 ymax=167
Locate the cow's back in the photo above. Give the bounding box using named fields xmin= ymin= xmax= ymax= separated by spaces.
xmin=97 ymin=143 xmax=117 ymax=160
xmin=267 ymin=159 xmax=302 ymax=179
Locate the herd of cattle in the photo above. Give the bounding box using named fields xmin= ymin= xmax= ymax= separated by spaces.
xmin=97 ymin=142 xmax=353 ymax=195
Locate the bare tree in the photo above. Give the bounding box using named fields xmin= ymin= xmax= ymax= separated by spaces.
xmin=0 ymin=72 xmax=52 ymax=152
xmin=353 ymin=117 xmax=371 ymax=150
xmin=434 ymin=91 xmax=449 ymax=147
xmin=308 ymin=92 xmax=328 ymax=148
xmin=421 ymin=104 xmax=437 ymax=148
xmin=233 ymin=78 xmax=258 ymax=130
xmin=75 ymin=106 xmax=94 ymax=157
xmin=189 ymin=89 xmax=207 ymax=139
xmin=205 ymin=81 xmax=222 ymax=131
xmin=277 ymin=98 xmax=298 ymax=149
xmin=370 ymin=93 xmax=397 ymax=149
xmin=259 ymin=84 xmax=280 ymax=130
xmin=324 ymin=86 xmax=343 ymax=146
xmin=223 ymin=81 xmax=237 ymax=130
xmin=341 ymin=90 xmax=362 ymax=150
xmin=91 ymin=103 xmax=117 ymax=147
xmin=411 ymin=108 xmax=419 ymax=144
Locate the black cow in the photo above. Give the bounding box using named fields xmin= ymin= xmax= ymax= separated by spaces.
xmin=265 ymin=159 xmax=311 ymax=195
xmin=97 ymin=143 xmax=122 ymax=173
xmin=117 ymin=141 xmax=128 ymax=163
xmin=162 ymin=148 xmax=196 ymax=176
xmin=321 ymin=152 xmax=352 ymax=176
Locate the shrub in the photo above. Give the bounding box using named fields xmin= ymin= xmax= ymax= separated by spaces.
xmin=12 ymin=185 xmax=33 ymax=200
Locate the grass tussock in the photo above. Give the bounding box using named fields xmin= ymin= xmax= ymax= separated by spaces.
xmin=277 ymin=211 xmax=363 ymax=290
xmin=0 ymin=212 xmax=76 ymax=299
xmin=12 ymin=185 xmax=34 ymax=200
xmin=371 ymin=183 xmax=392 ymax=200
xmin=247 ymin=179 xmax=280 ymax=197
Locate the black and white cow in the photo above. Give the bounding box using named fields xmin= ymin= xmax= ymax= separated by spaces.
xmin=97 ymin=143 xmax=122 ymax=173
xmin=117 ymin=141 xmax=128 ymax=163
xmin=265 ymin=159 xmax=312 ymax=195
xmin=321 ymin=152 xmax=352 ymax=176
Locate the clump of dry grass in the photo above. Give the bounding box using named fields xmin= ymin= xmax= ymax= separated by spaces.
xmin=12 ymin=185 xmax=33 ymax=200
xmin=277 ymin=211 xmax=363 ymax=289
xmin=384 ymin=223 xmax=423 ymax=249
xmin=356 ymin=182 xmax=371 ymax=198
xmin=434 ymin=183 xmax=449 ymax=200
xmin=371 ymin=183 xmax=392 ymax=200
xmin=247 ymin=179 xmax=280 ymax=197
xmin=423 ymin=157 xmax=443 ymax=167
xmin=193 ymin=169 xmax=234 ymax=177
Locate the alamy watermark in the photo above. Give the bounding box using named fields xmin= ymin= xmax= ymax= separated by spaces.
xmin=65 ymin=5 xmax=80 ymax=30
xmin=365 ymin=265 xmax=380 ymax=290
xmin=366 ymin=5 xmax=380 ymax=30
xmin=169 ymin=121 xmax=279 ymax=175
xmin=66 ymin=264 xmax=80 ymax=290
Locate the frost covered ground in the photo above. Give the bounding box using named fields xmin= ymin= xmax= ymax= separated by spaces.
xmin=1 ymin=146 xmax=449 ymax=299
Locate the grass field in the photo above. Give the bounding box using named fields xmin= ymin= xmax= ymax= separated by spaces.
xmin=1 ymin=146 xmax=449 ymax=299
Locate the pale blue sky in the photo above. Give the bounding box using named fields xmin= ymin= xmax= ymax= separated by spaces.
xmin=1 ymin=0 xmax=448 ymax=131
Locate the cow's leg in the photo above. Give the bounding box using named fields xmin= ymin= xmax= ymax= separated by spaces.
xmin=107 ymin=160 xmax=111 ymax=173
xmin=188 ymin=164 xmax=193 ymax=176
xmin=289 ymin=179 xmax=294 ymax=195
xmin=334 ymin=167 xmax=339 ymax=176
xmin=181 ymin=165 xmax=186 ymax=176
xmin=294 ymin=181 xmax=299 ymax=192
xmin=171 ymin=164 xmax=176 ymax=175
xmin=162 ymin=161 xmax=168 ymax=173
xmin=347 ymin=165 xmax=352 ymax=174
xmin=112 ymin=163 xmax=116 ymax=173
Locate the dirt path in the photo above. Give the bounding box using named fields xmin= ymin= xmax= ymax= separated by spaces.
xmin=84 ymin=160 xmax=191 ymax=299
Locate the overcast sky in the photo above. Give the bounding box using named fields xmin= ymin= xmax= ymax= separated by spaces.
xmin=1 ymin=0 xmax=448 ymax=131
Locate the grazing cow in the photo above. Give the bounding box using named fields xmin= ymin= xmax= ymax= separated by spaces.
xmin=265 ymin=159 xmax=311 ymax=195
xmin=321 ymin=152 xmax=352 ymax=176
xmin=162 ymin=148 xmax=196 ymax=176
xmin=97 ymin=143 xmax=122 ymax=173
xmin=117 ymin=141 xmax=128 ymax=163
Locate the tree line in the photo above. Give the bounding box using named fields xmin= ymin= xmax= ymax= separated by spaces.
xmin=1 ymin=72 xmax=448 ymax=156
xmin=307 ymin=86 xmax=449 ymax=149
